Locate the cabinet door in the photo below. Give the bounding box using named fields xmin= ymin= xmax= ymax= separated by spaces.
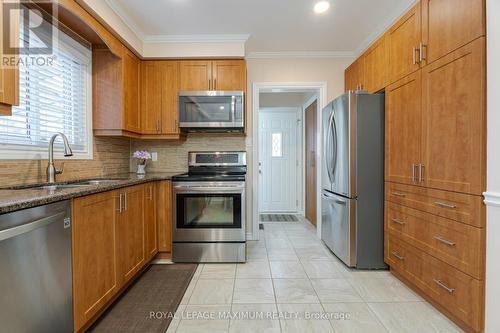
xmin=364 ymin=35 xmax=389 ymax=93
xmin=118 ymin=185 xmax=146 ymax=283
xmin=344 ymin=57 xmax=364 ymax=91
xmin=72 ymin=191 xmax=120 ymax=332
xmin=140 ymin=61 xmax=162 ymax=134
xmin=157 ymin=180 xmax=173 ymax=253
xmin=388 ymin=2 xmax=421 ymax=83
xmin=422 ymin=0 xmax=485 ymax=65
xmin=144 ymin=182 xmax=158 ymax=261
xmin=421 ymin=38 xmax=485 ymax=195
xmin=385 ymin=71 xmax=422 ymax=185
xmin=212 ymin=60 xmax=246 ymax=91
xmin=179 ymin=60 xmax=212 ymax=91
xmin=123 ymin=48 xmax=141 ymax=133
xmin=0 ymin=0 xmax=19 ymax=115
xmin=161 ymin=61 xmax=180 ymax=134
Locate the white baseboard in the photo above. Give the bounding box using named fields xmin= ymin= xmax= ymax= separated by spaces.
xmin=484 ymin=191 xmax=500 ymax=207
xmin=151 ymin=259 xmax=174 ymax=264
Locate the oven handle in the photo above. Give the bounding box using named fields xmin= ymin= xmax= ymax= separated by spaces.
xmin=173 ymin=186 xmax=245 ymax=194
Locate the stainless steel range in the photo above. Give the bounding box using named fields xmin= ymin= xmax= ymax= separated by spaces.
xmin=172 ymin=151 xmax=246 ymax=263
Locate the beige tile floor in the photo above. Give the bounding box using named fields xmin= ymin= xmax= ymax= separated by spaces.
xmin=167 ymin=216 xmax=463 ymax=333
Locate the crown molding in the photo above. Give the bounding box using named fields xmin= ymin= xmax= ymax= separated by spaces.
xmin=354 ymin=0 xmax=418 ymax=56
xmin=246 ymin=51 xmax=355 ymax=59
xmin=144 ymin=34 xmax=250 ymax=44
xmin=104 ymin=0 xmax=146 ymax=40
xmin=484 ymin=192 xmax=500 ymax=207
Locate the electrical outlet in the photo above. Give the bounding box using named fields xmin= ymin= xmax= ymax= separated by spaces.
xmin=151 ymin=152 xmax=158 ymax=162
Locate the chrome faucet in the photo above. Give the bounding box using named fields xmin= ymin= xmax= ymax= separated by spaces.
xmin=47 ymin=133 xmax=73 ymax=183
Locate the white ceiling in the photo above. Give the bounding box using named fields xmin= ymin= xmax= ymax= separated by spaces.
xmin=107 ymin=0 xmax=416 ymax=57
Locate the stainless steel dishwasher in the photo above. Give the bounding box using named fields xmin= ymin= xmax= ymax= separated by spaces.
xmin=0 ymin=200 xmax=73 ymax=333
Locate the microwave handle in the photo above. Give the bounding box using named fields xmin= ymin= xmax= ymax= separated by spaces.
xmin=231 ymin=96 xmax=236 ymax=122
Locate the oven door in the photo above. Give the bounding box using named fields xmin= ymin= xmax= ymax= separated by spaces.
xmin=173 ymin=181 xmax=246 ymax=242
xmin=178 ymin=91 xmax=244 ymax=130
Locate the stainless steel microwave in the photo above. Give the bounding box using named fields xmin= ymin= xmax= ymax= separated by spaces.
xmin=178 ymin=91 xmax=244 ymax=132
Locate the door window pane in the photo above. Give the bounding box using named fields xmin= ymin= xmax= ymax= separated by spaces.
xmin=272 ymin=132 xmax=282 ymax=157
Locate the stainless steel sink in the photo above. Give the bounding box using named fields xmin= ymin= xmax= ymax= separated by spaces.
xmin=35 ymin=184 xmax=93 ymax=190
xmin=73 ymin=178 xmax=128 ymax=185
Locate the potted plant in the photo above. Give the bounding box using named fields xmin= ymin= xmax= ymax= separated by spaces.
xmin=133 ymin=150 xmax=151 ymax=174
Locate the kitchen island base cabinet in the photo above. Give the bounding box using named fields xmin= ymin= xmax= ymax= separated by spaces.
xmin=72 ymin=182 xmax=165 ymax=332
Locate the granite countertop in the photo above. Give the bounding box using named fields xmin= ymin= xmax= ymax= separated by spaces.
xmin=0 ymin=172 xmax=180 ymax=215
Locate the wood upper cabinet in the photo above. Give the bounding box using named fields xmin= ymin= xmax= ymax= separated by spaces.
xmin=385 ymin=71 xmax=422 ymax=186
xmin=179 ymin=59 xmax=246 ymax=91
xmin=122 ymin=48 xmax=141 ymax=133
xmin=93 ymin=45 xmax=141 ymax=136
xmin=144 ymin=182 xmax=158 ymax=261
xmin=157 ymin=180 xmax=173 ymax=253
xmin=421 ymin=0 xmax=485 ymax=65
xmin=388 ymin=1 xmax=421 ymax=84
xmin=140 ymin=61 xmax=179 ymax=135
xmin=72 ymin=190 xmax=120 ymax=332
xmin=363 ymin=35 xmax=389 ymax=93
xmin=421 ymin=38 xmax=485 ymax=195
xmin=117 ymin=184 xmax=146 ymax=284
xmin=0 ymin=0 xmax=19 ymax=115
xmin=212 ymin=60 xmax=246 ymax=91
xmin=344 ymin=57 xmax=365 ymax=91
xmin=179 ymin=60 xmax=212 ymax=91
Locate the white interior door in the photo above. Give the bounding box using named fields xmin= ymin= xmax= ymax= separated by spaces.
xmin=259 ymin=109 xmax=299 ymax=212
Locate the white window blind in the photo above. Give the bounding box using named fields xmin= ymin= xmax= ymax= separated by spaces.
xmin=0 ymin=9 xmax=92 ymax=158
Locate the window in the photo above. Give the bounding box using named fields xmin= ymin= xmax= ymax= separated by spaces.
xmin=271 ymin=132 xmax=283 ymax=157
xmin=0 ymin=9 xmax=92 ymax=159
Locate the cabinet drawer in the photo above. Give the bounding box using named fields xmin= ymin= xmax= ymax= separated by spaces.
xmin=384 ymin=234 xmax=407 ymax=271
xmin=387 ymin=234 xmax=483 ymax=332
xmin=386 ymin=202 xmax=484 ymax=279
xmin=385 ymin=182 xmax=484 ymax=227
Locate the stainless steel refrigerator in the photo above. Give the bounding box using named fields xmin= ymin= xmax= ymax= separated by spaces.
xmin=321 ymin=91 xmax=386 ymax=269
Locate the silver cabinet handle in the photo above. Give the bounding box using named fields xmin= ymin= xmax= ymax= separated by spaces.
xmin=213 ymin=78 xmax=217 ymax=90
xmin=419 ymin=43 xmax=426 ymax=64
xmin=148 ymin=186 xmax=153 ymax=201
xmin=391 ymin=218 xmax=406 ymax=225
xmin=433 ymin=235 xmax=456 ymax=246
xmin=433 ymin=279 xmax=455 ymax=293
xmin=391 ymin=191 xmax=406 ymax=197
xmin=123 ymin=192 xmax=128 ymax=211
xmin=117 ymin=193 xmax=123 ymax=213
xmin=434 ymin=201 xmax=457 ymax=209
xmin=391 ymin=251 xmax=405 ymax=260
xmin=157 ymin=120 xmax=161 ymax=133
xmin=412 ymin=163 xmax=417 ymax=183
xmin=412 ymin=47 xmax=417 ymax=65
xmin=418 ymin=164 xmax=424 ymax=183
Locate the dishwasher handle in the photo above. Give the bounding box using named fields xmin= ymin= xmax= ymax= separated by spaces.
xmin=0 ymin=211 xmax=67 ymax=242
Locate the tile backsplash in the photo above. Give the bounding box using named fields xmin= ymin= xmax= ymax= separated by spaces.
xmin=130 ymin=135 xmax=247 ymax=173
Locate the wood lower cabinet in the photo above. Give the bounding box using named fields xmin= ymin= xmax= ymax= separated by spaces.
xmin=387 ymin=1 xmax=421 ymax=83
xmin=140 ymin=61 xmax=180 ymax=137
xmin=421 ymin=38 xmax=486 ymax=195
xmin=157 ymin=180 xmax=173 ymax=254
xmin=72 ymin=181 xmax=169 ymax=332
xmin=385 ymin=71 xmax=422 ymax=186
xmin=72 ymin=190 xmax=120 ymax=332
xmin=144 ymin=182 xmax=158 ymax=261
xmin=344 ymin=57 xmax=364 ymax=91
xmin=118 ymin=184 xmax=146 ymax=284
xmin=421 ymin=0 xmax=485 ymax=65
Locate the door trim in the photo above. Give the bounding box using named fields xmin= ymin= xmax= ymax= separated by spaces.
xmin=251 ymin=82 xmax=327 ymax=241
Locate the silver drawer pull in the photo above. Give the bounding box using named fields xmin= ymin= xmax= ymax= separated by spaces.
xmin=434 ymin=201 xmax=457 ymax=209
xmin=391 ymin=251 xmax=404 ymax=260
xmin=391 ymin=191 xmax=406 ymax=197
xmin=391 ymin=218 xmax=406 ymax=225
xmin=433 ymin=235 xmax=456 ymax=247
xmin=433 ymin=279 xmax=455 ymax=293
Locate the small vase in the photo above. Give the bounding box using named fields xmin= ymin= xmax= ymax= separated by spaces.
xmin=137 ymin=164 xmax=146 ymax=174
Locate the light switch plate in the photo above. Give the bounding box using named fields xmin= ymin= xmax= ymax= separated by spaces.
xmin=151 ymin=152 xmax=158 ymax=161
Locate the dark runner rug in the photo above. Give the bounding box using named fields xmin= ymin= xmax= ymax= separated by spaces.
xmin=260 ymin=214 xmax=299 ymax=222
xmin=89 ymin=263 xmax=197 ymax=333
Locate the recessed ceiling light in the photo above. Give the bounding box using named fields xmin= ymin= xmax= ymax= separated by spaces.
xmin=314 ymin=1 xmax=330 ymax=14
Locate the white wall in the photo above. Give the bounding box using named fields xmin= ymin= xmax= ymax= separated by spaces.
xmin=245 ymin=57 xmax=353 ymax=237
xmin=485 ymin=0 xmax=500 ymax=332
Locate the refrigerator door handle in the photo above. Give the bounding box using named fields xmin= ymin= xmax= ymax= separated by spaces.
xmin=329 ymin=107 xmax=338 ymax=183
xmin=325 ymin=110 xmax=335 ymax=183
